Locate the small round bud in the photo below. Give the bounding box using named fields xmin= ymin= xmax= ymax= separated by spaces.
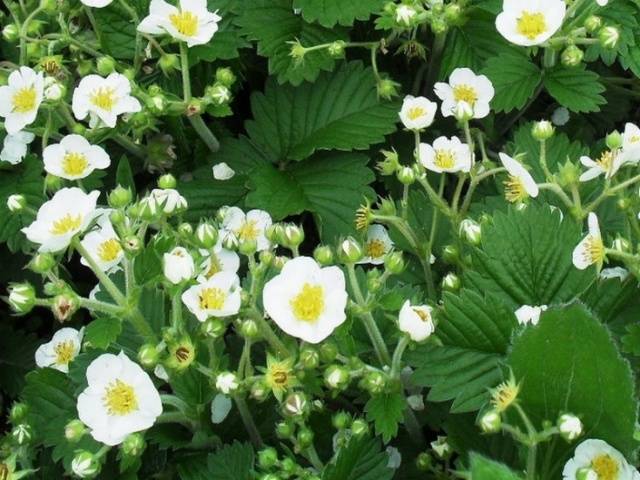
xmin=606 ymin=131 xmax=623 ymax=150
xmin=453 ymin=101 xmax=474 ymax=122
xmin=283 ymin=392 xmax=309 ymax=417
xmin=442 ymin=244 xmax=459 ymax=264
xmin=416 ymin=452 xmax=432 ymax=471
xmin=202 ymin=318 xmax=226 ymax=338
xmin=178 ymin=223 xmax=193 ymax=237
xmin=65 ymin=419 xmax=87 ymax=442
xmin=442 ymin=272 xmax=461 ymax=292
xmin=397 ymin=166 xmax=416 ymax=185
xmin=138 ymin=343 xmax=160 ymax=368
xmin=250 ymin=379 xmax=269 ymax=402
xmin=377 ymin=78 xmax=400 ymax=100
xmin=395 ymin=4 xmax=417 ymax=26
xmin=96 ymin=56 xmax=116 ymax=76
xmin=123 ymin=236 xmax=143 ymax=255
xmin=215 ymin=371 xmax=239 ymax=394
xmin=71 ymin=451 xmax=100 ymax=478
xmin=532 ymin=121 xmax=555 ymax=141
xmin=8 ymin=283 xmax=36 ymax=314
xmin=239 ymin=319 xmax=259 ymax=339
xmin=158 ymin=174 xmax=177 ymax=189
xmin=297 ymin=428 xmax=314 ymax=449
xmin=195 ymin=222 xmax=218 ymax=249
xmin=109 ymin=210 xmax=125 ymax=228
xmin=6 ymin=194 xmax=26 ymax=213
xmin=43 ymin=77 xmax=65 ymax=102
xmin=479 ymin=410 xmax=502 ymax=433
xmin=2 ymin=24 xmax=19 ymax=43
xmin=599 ymin=26 xmax=620 ymax=49
xmin=333 ymin=411 xmax=351 ymax=430
xmin=108 ymin=185 xmax=133 ymax=208
xmin=10 ymin=403 xmax=28 ymax=424
xmin=362 ymin=371 xmax=386 ymax=395
xmin=258 ymin=447 xmax=278 ymax=469
xmin=328 ymin=40 xmax=346 ymax=57
xmin=282 ymin=224 xmax=305 ymax=248
xmin=215 ymin=67 xmax=237 ymax=87
xmin=319 ymin=342 xmax=338 ymax=362
xmin=561 ymin=45 xmax=584 ymax=67
xmin=159 ymin=53 xmax=180 ymax=75
xmin=299 ymin=346 xmax=320 ymax=369
xmin=12 ymin=424 xmax=32 ymax=445
xmin=238 ymin=238 xmax=258 ymax=256
xmin=444 ymin=4 xmax=463 ymax=24
xmin=584 ymin=15 xmax=602 ymax=33
xmin=384 ymin=251 xmax=406 ymax=275
xmin=45 ymin=173 xmax=62 ymax=193
xmin=558 ymin=414 xmax=583 ymax=441
xmin=351 ymin=419 xmax=369 ymax=437
xmin=337 ymin=237 xmax=364 ymax=264
xmin=313 ymin=245 xmax=334 ymax=266
xmin=276 ymin=421 xmax=294 ymax=439
xmin=617 ymin=197 xmax=631 ymax=211
xmin=122 ymin=433 xmax=145 ymax=457
xmin=324 ymin=365 xmax=350 ymax=390
xmin=280 ymin=457 xmax=297 ymax=474
xmin=206 ymin=84 xmax=232 ymax=105
xmin=258 ymin=249 xmax=274 ymax=266
xmin=459 ymin=219 xmax=482 ymax=245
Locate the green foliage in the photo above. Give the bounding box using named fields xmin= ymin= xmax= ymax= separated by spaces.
xmin=469 ymin=453 xmax=523 ymax=480
xmin=543 ymin=66 xmax=606 ymax=113
xmin=364 ymin=390 xmax=405 ymax=443
xmin=292 ymin=0 xmax=385 ymax=27
xmin=482 ymin=53 xmax=542 ymax=113
xmin=322 ymin=436 xmax=395 ymax=480
xmin=207 ymin=442 xmax=255 ymax=480
xmin=0 ymin=324 xmax=40 ymax=396
xmin=190 ymin=0 xmax=249 ymax=62
xmin=84 ymin=317 xmax=123 ymax=350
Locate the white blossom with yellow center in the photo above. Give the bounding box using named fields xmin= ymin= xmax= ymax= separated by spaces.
xmin=419 ymin=136 xmax=473 ymax=173
xmin=43 ymin=134 xmax=111 ymax=180
xmin=496 ymin=0 xmax=566 ymax=47
xmin=72 ymin=73 xmax=141 ymax=128
xmin=399 ymin=95 xmax=437 ymax=131
xmin=197 ymin=239 xmax=240 ymax=282
xmin=1 ymin=131 xmax=35 ymax=165
xmin=621 ymin=122 xmax=640 ymax=164
xmin=563 ymin=439 xmax=640 ymax=480
xmin=573 ymin=213 xmax=605 ymax=271
xmin=434 ymin=68 xmax=494 ymax=119
xmin=579 ymin=151 xmax=623 ymax=182
xmin=77 ymin=352 xmax=162 ymax=446
xmin=220 ymin=206 xmax=272 ymax=251
xmin=22 ymin=187 xmax=100 ymax=252
xmin=499 ymin=153 xmax=539 ymax=203
xmin=0 ymin=66 xmax=44 ymax=135
xmin=35 ymin=327 xmax=83 ymax=373
xmin=399 ymin=300 xmax=435 ymax=342
xmin=182 ymin=271 xmax=242 ymax=322
xmin=80 ymin=211 xmax=124 ymax=273
xmin=357 ymin=225 xmax=394 ymax=265
xmin=263 ymin=256 xmax=348 ymax=344
xmin=138 ymin=0 xmax=222 ymax=47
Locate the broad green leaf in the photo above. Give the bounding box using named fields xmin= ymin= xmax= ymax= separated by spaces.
xmin=177 ymin=454 xmax=209 ymax=480
xmin=246 ymin=61 xmax=399 ymax=161
xmin=543 ymin=66 xmax=606 ymax=113
xmin=93 ymin=6 xmax=140 ymax=60
xmin=84 ymin=317 xmax=123 ymax=350
xmin=507 ymin=303 xmax=638 ymax=473
xmin=364 ymin=390 xmax=405 ymax=443
xmin=322 ymin=436 xmax=394 ymax=480
xmin=465 ymin=204 xmax=596 ymax=307
xmin=292 ymin=0 xmax=385 ymax=27
xmin=207 ymin=442 xmax=254 ymax=480
xmin=469 ymin=453 xmax=523 ymax=480
xmin=181 ymin=175 xmax=248 ymax=222
xmin=482 ymin=53 xmax=542 ymax=113
xmin=170 ymin=368 xmax=214 ymax=406
xmin=115 ymin=155 xmax=136 ymax=196
xmin=0 ymin=324 xmax=40 ymax=396
xmin=235 ymin=0 xmax=347 ymax=85
xmin=190 ymin=0 xmax=249 ymax=62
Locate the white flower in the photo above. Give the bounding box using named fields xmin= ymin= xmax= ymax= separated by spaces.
xmin=600 ymin=267 xmax=629 ymax=281
xmin=181 ymin=272 xmax=242 ymax=321
xmin=263 ymin=256 xmax=348 ymax=344
xmin=77 ymin=352 xmax=162 ymax=446
xmin=197 ymin=240 xmax=240 ymax=281
xmin=43 ymin=76 xmax=64 ymax=101
xmin=358 ymin=225 xmax=394 ymax=265
xmin=1 ymin=131 xmax=35 ymax=165
xmin=399 ymin=300 xmax=435 ymax=342
xmin=163 ymin=246 xmax=195 ymax=284
xmin=396 ymin=4 xmax=417 ymax=25
xmin=573 ymin=213 xmax=605 ymax=270
xmin=558 ymin=414 xmax=583 ymax=441
xmin=419 ymin=136 xmax=473 ymax=173
xmin=148 ymin=188 xmax=187 ymax=214
xmin=213 ymin=162 xmax=235 ymax=180
xmin=621 ymin=122 xmax=640 ymax=164
xmin=0 ymin=67 xmax=44 ymax=134
xmin=563 ymin=439 xmax=639 ymax=480
xmin=499 ymin=153 xmax=539 ymax=203
xmin=514 ymin=305 xmax=548 ymax=326
xmin=399 ymin=95 xmax=437 ymax=130
xmin=220 ymin=206 xmax=272 ymax=251
xmin=579 ymin=151 xmax=623 ymax=182
xmin=80 ymin=0 xmax=113 ymax=8
xmin=35 ymin=327 xmax=84 ymax=373
xmin=215 ymin=371 xmax=239 ymax=394
xmin=72 ymin=73 xmax=141 ymax=128
xmin=138 ymin=0 xmax=222 ymax=47
xmin=496 ymin=0 xmax=566 ymax=47
xmin=80 ymin=212 xmax=124 ymax=273
xmin=22 ymin=187 xmax=100 ymax=252
xmin=434 ymin=68 xmax=494 ymax=119
xmin=43 ymin=134 xmax=110 ymax=180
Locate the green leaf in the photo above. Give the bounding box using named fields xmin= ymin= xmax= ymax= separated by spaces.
xmin=246 ymin=61 xmax=399 ymax=161
xmin=364 ymin=391 xmax=405 ymax=443
xmin=84 ymin=317 xmax=123 ymax=350
xmin=408 ymin=290 xmax=516 ymax=413
xmin=93 ymin=6 xmax=139 ymax=60
xmin=235 ymin=0 xmax=347 ymax=85
xmin=115 ymin=155 xmax=136 ymax=196
xmin=292 ymin=0 xmax=384 ymax=27
xmin=322 ymin=436 xmax=394 ymax=480
xmin=0 ymin=324 xmax=39 ymax=396
xmin=469 ymin=453 xmax=523 ymax=480
xmin=181 ymin=175 xmax=248 ymax=223
xmin=543 ymin=66 xmax=606 ymax=113
xmin=177 ymin=454 xmax=209 ymax=480
xmin=206 ymin=442 xmax=254 ymax=480
xmin=482 ymin=53 xmax=542 ymax=113
xmin=507 ymin=303 xmax=639 ymax=470
xmin=190 ymin=0 xmax=249 ymax=62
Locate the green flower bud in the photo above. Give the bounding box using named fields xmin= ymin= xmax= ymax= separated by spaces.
xmin=45 ymin=173 xmax=62 ymax=193
xmin=299 ymin=346 xmax=320 ymax=370
xmin=71 ymin=450 xmax=100 ymax=478
xmin=177 ymin=222 xmax=193 ymax=237
xmin=259 ymin=249 xmax=275 ymax=267
xmin=612 ymin=237 xmax=631 ymax=253
xmin=8 ymin=283 xmax=36 ymax=314
xmin=377 ymin=78 xmax=400 ymax=100
xmin=431 ymin=17 xmax=449 ymax=34
xmin=558 ymin=160 xmax=581 ymax=187
xmin=250 ymin=379 xmax=269 ymax=402
xmin=444 ymin=4 xmax=464 ymax=25
xmin=158 ymin=173 xmax=177 ymax=189
xmin=297 ymin=428 xmax=314 ymax=449
xmin=238 ymin=238 xmax=258 ymax=256
xmin=606 ymin=130 xmax=623 ymax=150
xmin=195 ymin=222 xmax=218 ymax=249
xmin=561 ymin=45 xmax=584 ymax=67
xmin=6 ymin=194 xmax=26 ymax=213
xmin=159 ymin=54 xmax=180 ymax=76
xmin=416 ymin=452 xmax=432 ymax=471
xmin=361 ymin=371 xmax=386 ymax=395
xmin=332 ymin=411 xmax=351 ymax=430
xmin=584 ymin=15 xmax=602 ymax=33
xmin=10 ymin=403 xmax=28 ymax=424
xmin=282 ymin=224 xmax=305 ymax=248
xmin=324 ymin=365 xmax=350 ymax=390
xmin=138 ymin=343 xmax=160 ymax=368
xmin=319 ymin=342 xmax=338 ymax=362
xmin=2 ymin=24 xmax=19 ymax=43
xmin=122 ymin=433 xmax=145 ymax=457
xmin=280 ymin=457 xmax=297 ymax=474
xmin=558 ymin=413 xmax=583 ymax=441
xmin=65 ymin=419 xmax=87 ymax=442
xmin=532 ymin=120 xmax=555 ymax=141
xmin=383 ymin=251 xmax=404 ymax=275
xmin=96 ymin=56 xmax=116 ymax=76
xmin=202 ymin=318 xmax=226 ymax=338
xmin=442 ymin=272 xmax=461 ymax=292
xmin=442 ymin=244 xmax=459 ymax=264
xmin=599 ymin=26 xmax=620 ymax=49
xmin=351 ymin=419 xmax=369 ymax=437
xmin=215 ymin=67 xmax=237 ymax=87
xmin=327 ymin=40 xmax=346 ymax=58
xmin=479 ymin=410 xmax=502 ymax=433
xmin=454 ymin=101 xmax=474 ymax=122
xmin=72 ymin=123 xmax=87 ymax=136
xmin=205 ymin=84 xmax=232 ymax=106
xmin=397 ymin=166 xmax=416 ymax=185
xmin=239 ymin=319 xmax=259 ymax=339
xmin=313 ymin=245 xmax=334 ymax=266
xmin=12 ymin=423 xmax=32 ymax=445
xmin=337 ymin=237 xmax=364 ymax=264
xmin=258 ymin=447 xmax=279 ymax=469
xmin=108 ymin=185 xmax=133 ymax=208
xmin=459 ymin=219 xmax=482 ymax=245
xmin=76 ymin=59 xmax=94 ymax=77
xmin=283 ymin=392 xmax=308 ymax=417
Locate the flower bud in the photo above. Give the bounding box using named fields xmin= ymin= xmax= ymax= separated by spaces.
xmin=395 ymin=4 xmax=417 ymax=26
xmin=163 ymin=247 xmax=195 ymax=284
xmin=122 ymin=433 xmax=145 ymax=457
xmin=361 ymin=371 xmax=386 ymax=395
xmin=561 ymin=45 xmax=584 ymax=67
xmin=202 ymin=318 xmax=226 ymax=338
xmin=215 ymin=67 xmax=236 ymax=87
xmin=333 ymin=411 xmax=351 ymax=430
xmin=43 ymin=77 xmax=65 ymax=102
xmin=453 ymin=101 xmax=474 ymax=122
xmin=8 ymin=283 xmax=36 ymax=314
xmin=397 ymin=166 xmax=416 ymax=185
xmin=416 ymin=452 xmax=432 ymax=471
xmin=611 ymin=237 xmax=631 ymax=253
xmin=258 ymin=448 xmax=278 ymax=469
xmin=159 ymin=53 xmax=180 ymax=76
xmin=328 ymin=40 xmax=347 ymax=57
xmin=299 ymin=346 xmax=320 ymax=370
xmin=215 ymin=371 xmax=239 ymax=394
xmin=384 ymin=251 xmax=406 ymax=275
xmin=558 ymin=414 xmax=583 ymax=441
xmin=96 ymin=56 xmax=116 ymax=76
xmin=313 ymin=245 xmax=334 ymax=266
xmin=193 ymin=222 xmax=217 ymax=249
xmin=377 ymin=78 xmax=400 ymax=100
xmin=71 ymin=451 xmax=100 ymax=478
xmin=11 ymin=424 xmax=32 ymax=445
xmin=297 ymin=427 xmax=314 ymax=449
xmin=337 ymin=237 xmax=364 ymax=264
xmin=479 ymin=410 xmax=502 ymax=433
xmin=283 ymin=392 xmax=308 ymax=417
xmin=459 ymin=219 xmax=482 ymax=245
xmin=52 ymin=293 xmax=80 ymax=322
xmin=9 ymin=403 xmax=28 ymax=424
xmin=377 ymin=149 xmax=400 ymax=175
xmin=442 ymin=272 xmax=461 ymax=292
xmin=442 ymin=244 xmax=459 ymax=264
xmin=158 ymin=173 xmax=177 ymax=190
xmin=239 ymin=319 xmax=259 ymax=339
xmin=6 ymin=194 xmax=26 ymax=213
xmin=2 ymin=24 xmax=19 ymax=43
xmin=250 ymin=379 xmax=269 ymax=402
xmin=599 ymin=26 xmax=620 ymax=49
xmin=65 ymin=419 xmax=87 ymax=442
xmin=108 ymin=185 xmax=133 ymax=208
xmin=351 ymin=419 xmax=369 ymax=436
xmin=558 ymin=160 xmax=581 ymax=187
xmin=282 ymin=224 xmax=305 ymax=248
xmin=444 ymin=4 xmax=464 ymax=24
xmin=606 ymin=130 xmax=623 ymax=150
xmin=584 ymin=15 xmax=602 ymax=33
xmin=532 ymin=121 xmax=555 ymax=141
xmin=206 ymin=84 xmax=232 ymax=106
xmin=238 ymin=238 xmax=258 ymax=256
xmin=45 ymin=173 xmax=62 ymax=193
xmin=431 ymin=436 xmax=451 ymax=459
xmin=319 ymin=342 xmax=338 ymax=362
xmin=324 ymin=365 xmax=350 ymax=390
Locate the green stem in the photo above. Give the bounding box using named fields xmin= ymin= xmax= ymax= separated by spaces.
xmin=249 ymin=309 xmax=291 ymax=356
xmin=112 ymin=135 xmax=145 ymax=159
xmin=305 ymin=444 xmax=324 ymax=470
xmin=74 ymin=239 xmax=127 ymax=306
xmin=19 ymin=5 xmax=45 ymax=64
xmin=187 ymin=115 xmax=220 ymax=152
xmin=539 ymin=140 xmax=552 ymax=181
xmin=459 ymin=167 xmax=506 ymax=216
xmin=585 ymin=173 xmax=640 ymax=214
xmin=233 ymin=394 xmax=263 ymax=448
xmin=537 ymin=183 xmax=575 ymax=210
xmin=84 ymin=6 xmax=103 ymax=45
xmin=179 ymin=41 xmax=192 ymax=101
xmin=171 ymin=289 xmax=183 ymax=331
xmin=390 ymin=335 xmax=410 ymax=378
xmin=424 ymin=31 xmax=447 ymax=92
xmin=79 ymin=297 xmax=124 ymax=316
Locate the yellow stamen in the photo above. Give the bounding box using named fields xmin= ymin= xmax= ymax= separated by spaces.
xmin=199 ymin=287 xmax=226 ymax=310
xmin=54 ymin=340 xmax=76 ymax=365
xmin=290 ymin=283 xmax=325 ymax=322
xmin=366 ymin=239 xmax=387 ymax=259
xmin=169 ymin=10 xmax=199 ymax=37
xmin=597 ymin=150 xmax=616 ymax=175
xmin=103 ymin=379 xmax=138 ymax=415
xmin=583 ymin=235 xmax=605 ymax=266
xmin=407 ymin=106 xmax=426 ymax=120
xmin=434 ymin=150 xmax=456 ymax=169
xmin=98 ymin=238 xmax=122 ymax=262
xmin=491 ymin=378 xmax=520 ymax=412
xmin=237 ymin=220 xmax=259 ymax=241
xmin=62 ymin=152 xmax=89 ymax=176
xmin=516 ymin=11 xmax=547 ymax=40
xmin=453 ymin=84 xmax=478 ymax=106
xmin=413 ymin=308 xmax=431 ymax=323
xmin=90 ymin=87 xmax=116 ymax=111
xmin=12 ymin=86 xmax=37 ymax=113
xmin=50 ymin=214 xmax=82 ymax=235
xmin=592 ymin=454 xmax=619 ymax=480
xmin=504 ymin=175 xmax=528 ymax=203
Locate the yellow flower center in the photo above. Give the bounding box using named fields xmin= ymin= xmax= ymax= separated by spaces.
xmin=597 ymin=150 xmax=616 ymax=174
xmin=169 ymin=10 xmax=199 ymax=37
xmin=90 ymin=87 xmax=117 ymax=111
xmin=491 ymin=380 xmax=520 ymax=412
xmin=103 ymin=379 xmax=138 ymax=416
xmin=453 ymin=84 xmax=478 ymax=106
xmin=517 ymin=11 xmax=547 ymax=40
xmin=434 ymin=149 xmax=456 ymax=169
xmin=583 ymin=235 xmax=605 ymax=266
xmin=237 ymin=220 xmax=259 ymax=241
xmin=592 ymin=454 xmax=619 ymax=480
xmin=50 ymin=214 xmax=82 ymax=235
xmin=366 ymin=239 xmax=387 ymax=259
xmin=199 ymin=287 xmax=226 ymax=310
xmin=266 ymin=363 xmax=293 ymax=392
xmin=407 ymin=106 xmax=426 ymax=121
xmin=54 ymin=340 xmax=76 ymax=365
xmin=98 ymin=238 xmax=122 ymax=262
xmin=62 ymin=152 xmax=89 ymax=176
xmin=504 ymin=175 xmax=528 ymax=203
xmin=290 ymin=283 xmax=325 ymax=322
xmin=413 ymin=308 xmax=431 ymax=323
xmin=12 ymin=86 xmax=37 ymax=113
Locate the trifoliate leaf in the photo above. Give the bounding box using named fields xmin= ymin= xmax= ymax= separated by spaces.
xmin=292 ymin=0 xmax=385 ymax=27
xmin=84 ymin=317 xmax=123 ymax=350
xmin=190 ymin=0 xmax=249 ymax=62
xmin=482 ymin=53 xmax=542 ymax=113
xmin=543 ymin=66 xmax=606 ymax=113
xmin=507 ymin=303 xmax=638 ymax=473
xmin=322 ymin=435 xmax=395 ymax=480
xmin=469 ymin=453 xmax=523 ymax=480
xmin=207 ymin=442 xmax=254 ymax=480
xmin=364 ymin=391 xmax=406 ymax=443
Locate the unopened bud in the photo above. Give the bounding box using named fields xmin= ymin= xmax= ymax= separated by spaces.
xmin=11 ymin=424 xmax=32 ymax=445
xmin=599 ymin=26 xmax=620 ymax=49
xmin=561 ymin=45 xmax=584 ymax=67
xmin=397 ymin=166 xmax=416 ymax=185
xmin=8 ymin=283 xmax=36 ymax=314
xmin=459 ymin=219 xmax=482 ymax=245
xmin=202 ymin=318 xmax=226 ymax=338
xmin=442 ymin=272 xmax=461 ymax=292
xmin=532 ymin=121 xmax=555 ymax=141
xmin=454 ymin=101 xmax=474 ymax=122
xmin=7 ymin=194 xmax=26 ymax=212
xmin=9 ymin=403 xmax=28 ymax=423
xmin=337 ymin=237 xmax=364 ymax=264
xmin=479 ymin=410 xmax=502 ymax=433
xmin=384 ymin=251 xmax=406 ymax=275
xmin=71 ymin=451 xmax=100 ymax=478
xmin=606 ymin=130 xmax=623 ymax=150
xmin=65 ymin=419 xmax=87 ymax=442
xmin=299 ymin=346 xmax=320 ymax=369
xmin=324 ymin=365 xmax=350 ymax=390
xmin=215 ymin=67 xmax=236 ymax=87
xmin=283 ymin=392 xmax=308 ymax=417
xmin=328 ymin=40 xmax=346 ymax=57
xmin=108 ymin=185 xmax=133 ymax=208
xmin=584 ymin=15 xmax=602 ymax=33
xmin=96 ymin=56 xmax=116 ymax=76
xmin=158 ymin=174 xmax=177 ymax=190
xmin=239 ymin=319 xmax=259 ymax=339
xmin=2 ymin=24 xmax=19 ymax=43
xmin=159 ymin=54 xmax=180 ymax=76
xmin=351 ymin=419 xmax=369 ymax=436
xmin=361 ymin=371 xmax=386 ymax=395
xmin=122 ymin=433 xmax=145 ymax=457
xmin=558 ymin=414 xmax=583 ymax=441
xmin=611 ymin=237 xmax=631 ymax=253
xmin=313 ymin=245 xmax=334 ymax=266
xmin=281 ymin=224 xmax=305 ymax=248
